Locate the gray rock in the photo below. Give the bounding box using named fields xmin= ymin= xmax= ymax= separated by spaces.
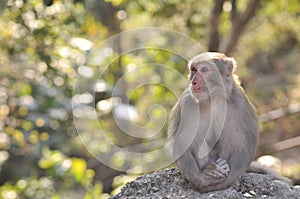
xmin=110 ymin=168 xmax=300 ymax=199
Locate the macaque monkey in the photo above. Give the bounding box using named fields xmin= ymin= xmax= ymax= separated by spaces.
xmin=168 ymin=52 xmax=258 ymax=192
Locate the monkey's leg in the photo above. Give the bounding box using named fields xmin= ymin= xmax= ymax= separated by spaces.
xmin=203 ymin=158 xmax=229 ymax=179
xmin=176 ymin=150 xmax=226 ymax=191
xmin=201 ymin=148 xmax=252 ymax=192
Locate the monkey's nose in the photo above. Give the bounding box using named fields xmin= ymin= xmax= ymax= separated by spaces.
xmin=192 ymin=81 xmax=197 ymax=85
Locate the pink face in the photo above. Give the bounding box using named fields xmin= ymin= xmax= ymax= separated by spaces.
xmin=189 ymin=63 xmax=210 ymax=97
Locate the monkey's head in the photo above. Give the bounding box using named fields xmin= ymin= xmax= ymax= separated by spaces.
xmin=188 ymin=52 xmax=237 ymax=103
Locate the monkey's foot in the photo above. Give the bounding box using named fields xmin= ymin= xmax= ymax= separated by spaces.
xmin=216 ymin=158 xmax=230 ymax=175
xmin=203 ymin=158 xmax=229 ymax=179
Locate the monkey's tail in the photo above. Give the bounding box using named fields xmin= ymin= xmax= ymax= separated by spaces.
xmin=247 ymin=162 xmax=292 ymax=185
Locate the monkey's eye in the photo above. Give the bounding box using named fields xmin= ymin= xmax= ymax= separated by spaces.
xmin=191 ymin=65 xmax=197 ymax=72
xmin=201 ymin=66 xmax=208 ymax=73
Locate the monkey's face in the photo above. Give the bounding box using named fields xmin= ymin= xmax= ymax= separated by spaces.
xmin=188 ymin=52 xmax=236 ymax=103
xmin=188 ymin=62 xmax=211 ymax=102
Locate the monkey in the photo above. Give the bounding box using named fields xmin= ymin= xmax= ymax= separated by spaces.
xmin=168 ymin=52 xmax=258 ymax=192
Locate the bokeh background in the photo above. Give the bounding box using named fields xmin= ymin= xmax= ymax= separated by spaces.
xmin=0 ymin=0 xmax=300 ymax=198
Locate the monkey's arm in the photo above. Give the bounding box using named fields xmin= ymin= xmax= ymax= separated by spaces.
xmin=201 ymin=125 xmax=256 ymax=193
xmin=176 ymin=150 xmax=227 ymax=191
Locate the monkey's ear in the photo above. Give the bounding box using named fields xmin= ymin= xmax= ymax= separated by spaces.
xmin=224 ymin=57 xmax=237 ymax=77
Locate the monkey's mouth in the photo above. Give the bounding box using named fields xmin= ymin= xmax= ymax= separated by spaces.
xmin=191 ymin=85 xmax=208 ymax=95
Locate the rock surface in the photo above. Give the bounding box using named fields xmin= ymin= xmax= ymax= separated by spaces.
xmin=110 ymin=168 xmax=300 ymax=199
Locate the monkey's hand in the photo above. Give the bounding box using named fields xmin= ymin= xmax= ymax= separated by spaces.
xmin=203 ymin=158 xmax=229 ymax=180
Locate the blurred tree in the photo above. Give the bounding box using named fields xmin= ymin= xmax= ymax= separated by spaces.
xmin=208 ymin=0 xmax=260 ymax=54
xmin=91 ymin=0 xmax=300 ymax=186
xmin=1 ymin=0 xmax=300 ymax=198
xmin=0 ymin=0 xmax=109 ymax=197
xmin=101 ymin=0 xmax=261 ymax=55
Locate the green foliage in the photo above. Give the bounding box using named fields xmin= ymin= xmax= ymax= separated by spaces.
xmin=1 ymin=0 xmax=300 ymax=198
xmin=0 ymin=0 xmax=106 ymax=198
xmin=0 ymin=177 xmax=56 ymax=199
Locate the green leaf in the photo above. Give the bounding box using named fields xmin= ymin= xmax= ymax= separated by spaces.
xmin=69 ymin=158 xmax=87 ymax=182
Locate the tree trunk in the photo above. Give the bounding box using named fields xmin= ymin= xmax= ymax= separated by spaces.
xmin=208 ymin=0 xmax=226 ymax=52
xmin=208 ymin=0 xmax=261 ymax=55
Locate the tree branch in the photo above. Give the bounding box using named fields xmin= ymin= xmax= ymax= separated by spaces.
xmin=219 ymin=0 xmax=260 ymax=54
xmin=230 ymin=0 xmax=237 ymax=21
xmin=273 ymin=135 xmax=300 ymax=151
xmin=208 ymin=0 xmax=226 ymax=52
xmin=259 ymin=103 xmax=300 ymax=123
